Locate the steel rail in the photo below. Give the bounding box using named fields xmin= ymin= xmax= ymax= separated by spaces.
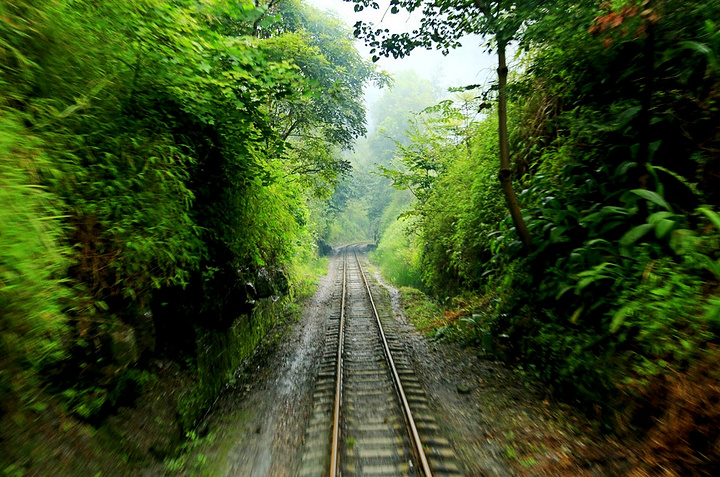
xmin=329 ymin=252 xmax=347 ymax=477
xmin=353 ymin=249 xmax=433 ymax=477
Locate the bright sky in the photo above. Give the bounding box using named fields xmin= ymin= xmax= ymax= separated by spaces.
xmin=306 ymin=0 xmax=498 ymax=106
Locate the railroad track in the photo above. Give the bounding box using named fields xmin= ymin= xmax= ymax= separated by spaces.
xmin=300 ymin=245 xmax=462 ymax=477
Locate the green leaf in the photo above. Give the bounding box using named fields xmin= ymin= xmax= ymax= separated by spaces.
xmin=682 ymin=40 xmax=712 ymax=56
xmin=655 ymin=219 xmax=676 ymax=239
xmin=549 ymin=226 xmax=568 ymax=243
xmin=29 ymin=401 xmax=49 ymax=412
xmin=570 ymin=306 xmax=584 ymax=324
xmin=630 ymin=189 xmax=672 ymax=211
xmin=610 ymin=304 xmax=634 ymax=333
xmin=700 ymin=254 xmax=720 ymax=280
xmin=619 ymin=223 xmax=654 ymax=249
xmin=576 ymin=275 xmax=609 ymax=292
xmin=555 ymin=285 xmax=573 ymax=300
xmin=618 ymin=105 xmax=642 ymax=128
xmin=647 ymin=211 xmax=674 ymax=224
xmin=579 ymin=211 xmax=603 ymax=227
xmin=652 ymin=166 xmax=698 ymax=194
xmin=650 ymin=287 xmax=671 ymax=297
xmin=704 ymin=298 xmax=720 ymax=330
xmin=681 ymin=40 xmax=719 ymax=71
xmin=615 ymin=161 xmax=637 ymax=177
xmin=698 ymin=207 xmax=720 ymax=231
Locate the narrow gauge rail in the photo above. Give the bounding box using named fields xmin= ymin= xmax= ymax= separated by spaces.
xmin=300 ymin=245 xmax=461 ymax=477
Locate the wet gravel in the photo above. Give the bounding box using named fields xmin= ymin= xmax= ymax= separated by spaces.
xmin=186 ymin=251 xmax=635 ymax=477
xmin=186 ymin=255 xmax=341 ymax=477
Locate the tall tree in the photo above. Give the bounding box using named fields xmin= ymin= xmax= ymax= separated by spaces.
xmin=350 ymin=0 xmax=538 ymax=246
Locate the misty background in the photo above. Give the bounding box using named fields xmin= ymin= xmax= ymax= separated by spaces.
xmin=308 ymin=0 xmax=497 ymax=124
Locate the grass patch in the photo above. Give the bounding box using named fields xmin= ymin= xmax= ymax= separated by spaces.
xmin=291 ymin=255 xmax=329 ymax=300
xmin=399 ymin=286 xmax=500 ymax=348
xmin=163 ymin=430 xmax=212 ymax=475
xmin=398 ymin=287 xmax=445 ymax=335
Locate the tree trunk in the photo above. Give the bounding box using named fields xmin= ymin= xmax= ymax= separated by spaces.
xmin=496 ymin=41 xmax=531 ymax=248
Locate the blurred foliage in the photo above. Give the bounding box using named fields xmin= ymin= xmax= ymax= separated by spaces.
xmin=0 ymin=111 xmax=70 ymax=402
xmin=0 ymin=0 xmax=377 ymax=467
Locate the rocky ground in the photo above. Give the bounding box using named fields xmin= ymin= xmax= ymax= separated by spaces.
xmin=177 ymin=251 xmax=638 ymax=476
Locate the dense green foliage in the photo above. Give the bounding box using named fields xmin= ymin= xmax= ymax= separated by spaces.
xmin=364 ymin=0 xmax=720 ymax=473
xmin=1 ymin=0 xmax=378 ymax=468
xmin=5 ymin=0 xmax=720 ymax=473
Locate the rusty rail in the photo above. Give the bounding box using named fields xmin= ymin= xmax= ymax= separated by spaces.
xmin=353 ymin=249 xmax=433 ymax=477
xmin=329 ymin=252 xmax=346 ymax=477
xmin=328 ymin=245 xmax=433 ymax=477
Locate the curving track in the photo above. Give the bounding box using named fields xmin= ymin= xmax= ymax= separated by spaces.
xmin=300 ymin=245 xmax=462 ymax=477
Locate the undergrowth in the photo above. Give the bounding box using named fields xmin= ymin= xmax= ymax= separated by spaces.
xmin=370 ymin=2 xmax=720 ymax=473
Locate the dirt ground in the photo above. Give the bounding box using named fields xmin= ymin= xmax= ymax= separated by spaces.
xmin=180 ymin=251 xmax=638 ymax=476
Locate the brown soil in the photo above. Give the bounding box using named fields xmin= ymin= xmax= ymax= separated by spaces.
xmin=626 ymin=348 xmax=720 ymax=477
